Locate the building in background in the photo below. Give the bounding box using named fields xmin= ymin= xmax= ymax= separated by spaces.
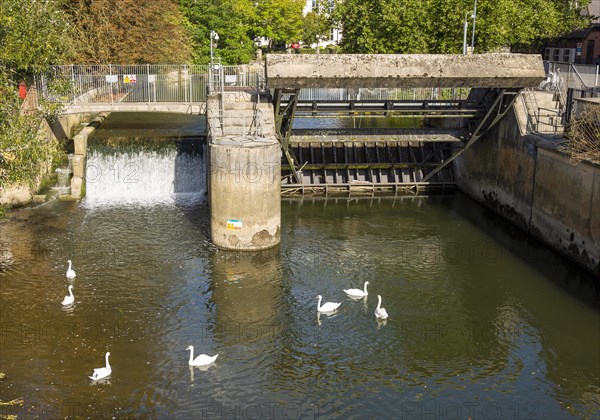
xmin=303 ymin=0 xmax=341 ymax=48
xmin=544 ymin=24 xmax=600 ymax=64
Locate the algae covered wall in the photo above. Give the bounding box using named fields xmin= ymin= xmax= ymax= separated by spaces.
xmin=454 ymin=105 xmax=599 ymax=276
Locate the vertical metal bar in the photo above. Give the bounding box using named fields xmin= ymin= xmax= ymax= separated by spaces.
xmin=147 ymin=64 xmax=150 ymax=104
xmin=595 ymin=64 xmax=599 ymax=87
xmin=190 ymin=65 xmax=193 ymax=103
xmin=184 ymin=64 xmax=188 ymax=103
xmin=71 ymin=64 xmax=75 ymax=103
xmin=110 ymin=64 xmax=113 ymax=106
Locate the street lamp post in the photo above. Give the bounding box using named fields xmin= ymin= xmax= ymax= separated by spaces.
xmin=210 ymin=30 xmax=219 ymax=66
xmin=471 ymin=0 xmax=478 ymax=52
xmin=463 ymin=11 xmax=469 ymax=55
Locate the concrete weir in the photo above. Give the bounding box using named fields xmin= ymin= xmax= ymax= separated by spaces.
xmin=207 ymin=92 xmax=281 ymax=250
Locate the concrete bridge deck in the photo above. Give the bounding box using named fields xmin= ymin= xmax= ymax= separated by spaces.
xmin=266 ymin=54 xmax=545 ymax=88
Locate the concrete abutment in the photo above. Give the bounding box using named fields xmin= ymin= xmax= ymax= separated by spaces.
xmin=454 ymin=97 xmax=599 ymax=277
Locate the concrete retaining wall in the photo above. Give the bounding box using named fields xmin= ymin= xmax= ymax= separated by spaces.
xmin=454 ymin=102 xmax=599 ymax=276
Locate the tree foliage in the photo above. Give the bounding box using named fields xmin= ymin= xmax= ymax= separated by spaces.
xmin=253 ymin=0 xmax=305 ymax=45
xmin=179 ymin=0 xmax=257 ymax=65
xmin=331 ymin=0 xmax=593 ymax=54
xmin=0 ymin=73 xmax=61 ymax=189
xmin=63 ymin=0 xmax=193 ymax=64
xmin=302 ymin=9 xmax=331 ymax=46
xmin=0 ymin=0 xmax=73 ymax=77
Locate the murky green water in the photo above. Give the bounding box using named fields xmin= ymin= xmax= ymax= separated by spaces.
xmin=1 ymin=195 xmax=598 ymax=419
xmin=1 ymin=113 xmax=599 ymax=419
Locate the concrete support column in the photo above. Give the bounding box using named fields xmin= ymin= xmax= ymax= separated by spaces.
xmin=209 ymin=139 xmax=281 ymax=250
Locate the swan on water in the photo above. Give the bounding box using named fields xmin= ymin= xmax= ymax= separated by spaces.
xmin=374 ymin=295 xmax=389 ymax=319
xmin=66 ymin=260 xmax=76 ymax=279
xmin=316 ymin=295 xmax=341 ymax=313
xmin=343 ymin=281 xmax=369 ymax=297
xmin=61 ymin=285 xmax=74 ymax=306
xmin=89 ymin=352 xmax=111 ymax=380
xmin=186 ymin=346 xmax=218 ymax=366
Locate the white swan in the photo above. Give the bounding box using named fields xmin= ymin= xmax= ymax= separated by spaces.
xmin=89 ymin=352 xmax=111 ymax=380
xmin=344 ymin=281 xmax=369 ymax=297
xmin=186 ymin=346 xmax=218 ymax=366
xmin=374 ymin=295 xmax=389 ymax=319
xmin=66 ymin=260 xmax=76 ymax=279
xmin=316 ymin=295 xmax=341 ymax=313
xmin=61 ymin=285 xmax=74 ymax=306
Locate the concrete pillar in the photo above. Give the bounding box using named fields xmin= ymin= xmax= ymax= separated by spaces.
xmin=209 ymin=139 xmax=281 ymax=250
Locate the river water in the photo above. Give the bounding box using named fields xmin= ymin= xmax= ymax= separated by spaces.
xmin=0 ymin=113 xmax=599 ymax=419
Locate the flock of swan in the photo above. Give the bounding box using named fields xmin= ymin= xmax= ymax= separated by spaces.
xmin=319 ymin=280 xmax=389 ymax=320
xmin=59 ymin=260 xmax=219 ymax=382
xmin=59 ymin=260 xmax=386 ymax=382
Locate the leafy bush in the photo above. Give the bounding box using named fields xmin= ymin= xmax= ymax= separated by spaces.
xmin=0 ymin=74 xmax=61 ymax=190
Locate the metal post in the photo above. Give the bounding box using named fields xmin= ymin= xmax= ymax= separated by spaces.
xmin=147 ymin=64 xmax=150 ymax=105
xmin=184 ymin=64 xmax=188 ymax=103
xmin=71 ymin=64 xmax=75 ymax=103
xmin=471 ymin=0 xmax=477 ymax=52
xmin=595 ymin=64 xmax=599 ymax=87
xmin=463 ymin=12 xmax=469 ymax=54
xmin=109 ymin=64 xmax=113 ymax=105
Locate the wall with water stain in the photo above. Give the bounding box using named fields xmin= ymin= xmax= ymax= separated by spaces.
xmin=454 ymin=102 xmax=600 ymax=277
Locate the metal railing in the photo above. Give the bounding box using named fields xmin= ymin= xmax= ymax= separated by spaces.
xmin=36 ymin=64 xmax=266 ymax=106
xmin=289 ymin=87 xmax=471 ymax=102
xmin=543 ymin=61 xmax=600 ymax=91
xmin=519 ymin=88 xmax=564 ymax=134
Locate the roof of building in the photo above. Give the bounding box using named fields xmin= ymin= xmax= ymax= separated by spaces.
xmin=563 ymin=23 xmax=600 ymax=40
xmin=582 ymin=0 xmax=600 ymax=23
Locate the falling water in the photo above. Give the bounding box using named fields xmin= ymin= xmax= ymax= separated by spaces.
xmin=84 ymin=147 xmax=206 ymax=206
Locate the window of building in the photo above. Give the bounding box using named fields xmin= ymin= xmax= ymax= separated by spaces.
xmin=565 ymin=48 xmax=573 ymax=61
xmin=544 ymin=48 xmax=551 ymax=60
xmin=553 ymin=48 xmax=561 ymax=62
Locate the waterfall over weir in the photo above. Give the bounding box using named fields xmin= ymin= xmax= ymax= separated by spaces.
xmin=84 ymin=147 xmax=206 ymax=206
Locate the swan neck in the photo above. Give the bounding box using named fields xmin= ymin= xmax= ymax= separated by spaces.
xmin=69 ymin=286 xmax=74 ymax=297
xmin=317 ymin=296 xmax=322 ymax=310
xmin=364 ymin=282 xmax=369 ymax=293
xmin=188 ymin=346 xmax=194 ymax=363
xmin=68 ymin=261 xmax=72 ymax=270
xmin=377 ymin=295 xmax=382 ymax=310
xmin=105 ymin=353 xmax=110 ymax=369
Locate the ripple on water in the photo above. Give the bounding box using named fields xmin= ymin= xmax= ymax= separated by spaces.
xmin=0 ymin=196 xmax=598 ymax=418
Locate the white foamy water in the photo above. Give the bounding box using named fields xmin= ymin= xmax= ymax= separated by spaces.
xmin=84 ymin=149 xmax=206 ymax=206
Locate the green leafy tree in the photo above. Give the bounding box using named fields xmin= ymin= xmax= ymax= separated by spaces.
xmin=302 ymin=9 xmax=331 ymax=46
xmin=63 ymin=0 xmax=194 ymax=64
xmin=0 ymin=0 xmax=73 ymax=77
xmin=0 ymin=0 xmax=70 ymax=192
xmin=0 ymin=73 xmax=61 ymax=189
xmin=179 ymin=0 xmax=256 ymax=65
xmin=332 ymin=0 xmax=593 ymax=54
xmin=254 ymin=0 xmax=305 ymax=46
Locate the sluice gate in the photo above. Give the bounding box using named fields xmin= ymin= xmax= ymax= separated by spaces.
xmin=267 ymin=54 xmax=545 ymax=196
xmin=281 ymin=130 xmax=459 ymax=196
xmin=275 ymin=86 xmax=518 ymax=196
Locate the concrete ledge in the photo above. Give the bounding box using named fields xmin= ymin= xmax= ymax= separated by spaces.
xmin=266 ymin=53 xmax=545 ymax=88
xmin=62 ymin=103 xmax=207 ymax=115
